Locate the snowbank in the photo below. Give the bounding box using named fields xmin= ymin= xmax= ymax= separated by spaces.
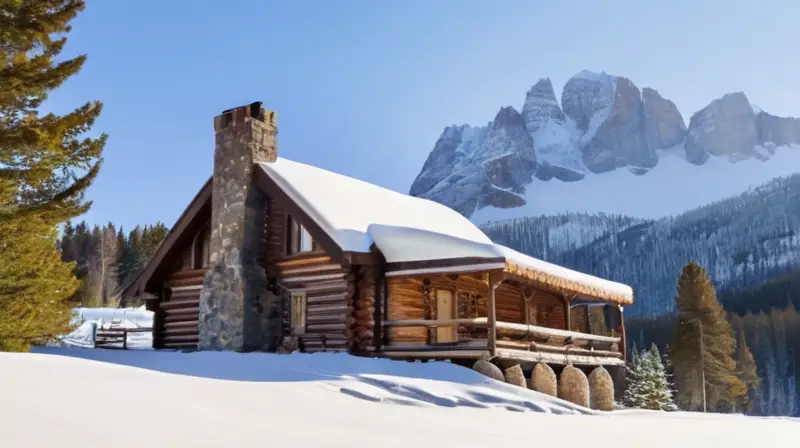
xmin=2 ymin=348 xmax=797 ymax=447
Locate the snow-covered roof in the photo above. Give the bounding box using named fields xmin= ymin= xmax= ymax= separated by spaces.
xmin=257 ymin=158 xmax=633 ymax=304
xmin=496 ymin=245 xmax=634 ymax=305
xmin=257 ymin=159 xmax=494 ymax=260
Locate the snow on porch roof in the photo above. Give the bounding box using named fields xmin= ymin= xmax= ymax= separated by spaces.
xmin=256 ymin=158 xmax=633 ymax=304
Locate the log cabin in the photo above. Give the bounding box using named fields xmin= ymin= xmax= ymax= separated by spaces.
xmin=121 ymin=102 xmax=634 ymax=379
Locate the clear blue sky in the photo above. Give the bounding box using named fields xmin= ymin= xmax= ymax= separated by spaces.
xmin=47 ymin=0 xmax=800 ymax=232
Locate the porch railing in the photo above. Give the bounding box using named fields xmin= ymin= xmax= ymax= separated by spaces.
xmin=381 ymin=318 xmax=621 ymax=358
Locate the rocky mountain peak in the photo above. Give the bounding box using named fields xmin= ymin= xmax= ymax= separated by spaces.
xmin=522 ymin=78 xmax=565 ymax=133
xmin=642 ymin=87 xmax=687 ymax=150
xmin=685 ymin=92 xmax=759 ymax=164
xmin=410 ymin=70 xmax=800 ymax=221
xmin=491 ymin=106 xmax=526 ymax=130
xmin=561 ymin=70 xmax=618 ymax=132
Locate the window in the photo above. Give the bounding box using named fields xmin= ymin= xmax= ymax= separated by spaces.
xmin=286 ymin=215 xmax=316 ymax=255
xmin=192 ymin=225 xmax=210 ymax=269
xmin=291 ymin=290 xmax=307 ymax=335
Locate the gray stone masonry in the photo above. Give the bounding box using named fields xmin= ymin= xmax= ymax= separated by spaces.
xmin=198 ymin=102 xmax=282 ymax=352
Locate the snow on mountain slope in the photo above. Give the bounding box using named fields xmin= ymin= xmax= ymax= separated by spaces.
xmin=472 ymin=143 xmax=800 ymax=225
xmin=411 ymin=70 xmax=800 ymax=222
xmin=3 ymin=348 xmax=797 ymax=447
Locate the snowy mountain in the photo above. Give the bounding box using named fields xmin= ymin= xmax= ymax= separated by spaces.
xmin=410 ymin=70 xmax=800 ymax=222
xmin=481 ymin=175 xmax=800 ymax=318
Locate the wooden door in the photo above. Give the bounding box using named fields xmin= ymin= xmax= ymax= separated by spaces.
xmin=436 ymin=289 xmax=457 ymax=343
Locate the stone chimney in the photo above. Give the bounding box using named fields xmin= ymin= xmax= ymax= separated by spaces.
xmin=198 ymin=102 xmax=282 ymax=351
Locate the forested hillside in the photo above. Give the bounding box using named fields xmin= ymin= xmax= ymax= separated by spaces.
xmin=58 ymin=221 xmax=168 ymax=307
xmin=482 ymin=174 xmax=800 ymax=317
xmin=482 ymin=174 xmax=800 ymax=416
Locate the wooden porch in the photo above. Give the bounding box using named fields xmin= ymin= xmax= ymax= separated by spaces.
xmin=380 ymin=271 xmax=626 ymax=368
xmin=380 ymin=317 xmax=624 ymax=367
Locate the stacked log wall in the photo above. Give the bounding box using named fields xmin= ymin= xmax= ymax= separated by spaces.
xmin=159 ymin=269 xmax=205 ymax=349
xmin=386 ymin=277 xmax=427 ymax=343
xmin=350 ymin=266 xmax=378 ymax=353
xmin=265 ymin=197 xmax=287 ymax=262
xmin=275 ymin=254 xmax=352 ymax=352
xmin=533 ymin=292 xmax=566 ymax=330
xmin=386 ymin=275 xmax=489 ymax=345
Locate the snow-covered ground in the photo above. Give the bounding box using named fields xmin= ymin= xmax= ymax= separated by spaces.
xmin=2 ymin=347 xmax=797 ymax=447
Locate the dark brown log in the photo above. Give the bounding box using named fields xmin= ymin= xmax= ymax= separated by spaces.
xmin=163 ymin=320 xmax=199 ymax=330
xmin=163 ymin=307 xmax=200 ymax=316
xmin=354 ymin=308 xmax=374 ymax=319
xmin=163 ymin=334 xmax=199 ymax=343
xmin=164 ymin=313 xmax=199 ymax=323
xmin=160 ymin=298 xmax=200 ymax=310
xmin=166 ymin=269 xmax=207 ymax=281
xmin=307 ymin=292 xmax=348 ymax=305
xmin=162 ymin=327 xmax=198 ymax=336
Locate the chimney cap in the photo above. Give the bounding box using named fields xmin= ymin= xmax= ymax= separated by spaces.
xmin=215 ymin=101 xmax=276 ymax=131
xmin=221 ymin=101 xmax=265 ymax=122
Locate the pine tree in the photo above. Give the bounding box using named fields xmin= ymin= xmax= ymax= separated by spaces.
xmin=669 ymin=261 xmax=747 ymax=412
xmin=734 ymin=325 xmax=760 ymax=412
xmin=623 ymin=344 xmax=678 ymax=411
xmin=0 ymin=0 xmax=105 ymax=223
xmin=0 ymin=213 xmax=78 ymax=351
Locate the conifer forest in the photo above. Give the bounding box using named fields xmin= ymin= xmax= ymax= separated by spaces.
xmin=58 ymin=221 xmax=168 ymax=308
xmin=482 ymin=175 xmax=800 ymax=417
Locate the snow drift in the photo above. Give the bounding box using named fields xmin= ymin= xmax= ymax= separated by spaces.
xmin=2 ymin=348 xmax=797 ymax=447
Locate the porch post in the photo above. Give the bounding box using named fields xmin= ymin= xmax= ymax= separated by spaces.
xmin=487 ymin=271 xmax=503 ymax=357
xmin=563 ymin=294 xmax=573 ymax=331
xmin=618 ymin=305 xmax=626 ymax=362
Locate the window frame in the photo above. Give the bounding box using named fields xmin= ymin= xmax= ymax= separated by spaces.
xmin=285 ymin=215 xmax=318 ymax=255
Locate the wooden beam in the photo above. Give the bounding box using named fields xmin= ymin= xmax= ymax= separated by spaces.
xmin=495 ymin=348 xmax=625 ymax=367
xmin=562 ymin=294 xmax=573 ymax=331
xmin=494 ymin=321 xmax=621 ymax=344
xmin=618 ymin=306 xmax=627 ymax=362
xmin=382 ymin=350 xmax=490 ymax=359
xmin=381 ymin=318 xmax=488 ymax=328
xmin=487 ymin=271 xmax=504 ymax=357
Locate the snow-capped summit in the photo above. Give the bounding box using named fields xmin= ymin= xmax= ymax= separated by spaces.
xmin=409 ymin=70 xmax=800 ymax=222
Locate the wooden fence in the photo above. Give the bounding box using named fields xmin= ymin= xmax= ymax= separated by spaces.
xmin=94 ymin=327 xmax=153 ymax=350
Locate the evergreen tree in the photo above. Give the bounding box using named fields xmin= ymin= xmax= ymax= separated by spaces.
xmin=669 ymin=261 xmax=747 ymax=412
xmin=734 ymin=325 xmax=760 ymax=412
xmin=623 ymin=344 xmax=678 ymax=411
xmin=60 ymin=219 xmax=76 ymax=261
xmin=0 ymin=213 xmax=78 ymax=351
xmin=0 ymin=0 xmax=105 ymax=222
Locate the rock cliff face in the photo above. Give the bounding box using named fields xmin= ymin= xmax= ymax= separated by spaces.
xmin=410 ymin=70 xmax=800 ymax=219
